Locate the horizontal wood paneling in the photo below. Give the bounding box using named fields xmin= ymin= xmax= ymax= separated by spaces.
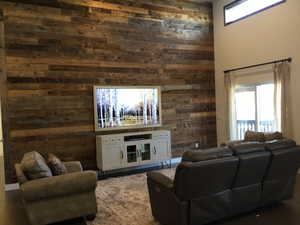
xmin=0 ymin=9 xmax=14 ymax=183
xmin=0 ymin=0 xmax=216 ymax=183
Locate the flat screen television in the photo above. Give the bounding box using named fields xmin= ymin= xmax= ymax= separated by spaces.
xmin=93 ymin=86 xmax=162 ymax=131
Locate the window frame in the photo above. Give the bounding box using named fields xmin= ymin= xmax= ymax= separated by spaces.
xmin=234 ymin=81 xmax=276 ymax=140
xmin=224 ymin=0 xmax=286 ymax=26
xmin=235 ymin=84 xmax=258 ymax=135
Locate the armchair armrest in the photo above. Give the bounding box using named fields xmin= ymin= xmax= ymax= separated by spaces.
xmin=15 ymin=164 xmax=28 ymax=184
xmin=63 ymin=161 xmax=83 ymax=173
xmin=147 ymin=171 xmax=174 ymax=190
xmin=21 ymin=171 xmax=97 ymax=202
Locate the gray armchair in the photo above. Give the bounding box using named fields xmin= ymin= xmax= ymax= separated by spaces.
xmin=15 ymin=161 xmax=98 ymax=225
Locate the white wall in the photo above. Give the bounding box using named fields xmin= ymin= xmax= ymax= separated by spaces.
xmin=213 ymin=0 xmax=300 ymax=144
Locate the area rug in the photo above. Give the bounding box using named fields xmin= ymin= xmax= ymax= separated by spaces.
xmin=87 ymin=168 xmax=176 ymax=225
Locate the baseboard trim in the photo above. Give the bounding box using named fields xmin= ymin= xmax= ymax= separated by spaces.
xmin=98 ymin=157 xmax=181 ymax=179
xmin=5 ymin=183 xmax=19 ymax=191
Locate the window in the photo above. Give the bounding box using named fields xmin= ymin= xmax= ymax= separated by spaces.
xmin=224 ymin=0 xmax=286 ymax=25
xmin=235 ymin=82 xmax=276 ymax=140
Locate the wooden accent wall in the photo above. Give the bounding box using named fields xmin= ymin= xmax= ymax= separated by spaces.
xmin=1 ymin=9 xmax=12 ymax=183
xmin=0 ymin=11 xmax=4 ymax=111
xmin=0 ymin=0 xmax=216 ymax=183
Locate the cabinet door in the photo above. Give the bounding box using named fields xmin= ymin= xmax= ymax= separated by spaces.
xmin=154 ymin=139 xmax=171 ymax=162
xmin=102 ymin=144 xmax=124 ymax=171
xmin=139 ymin=142 xmax=155 ymax=165
xmin=124 ymin=143 xmax=140 ymax=167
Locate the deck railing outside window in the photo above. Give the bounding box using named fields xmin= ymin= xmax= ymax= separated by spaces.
xmin=237 ymin=120 xmax=275 ymax=140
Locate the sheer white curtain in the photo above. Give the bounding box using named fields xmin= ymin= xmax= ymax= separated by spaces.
xmin=224 ymin=62 xmax=291 ymax=141
xmin=274 ymin=62 xmax=293 ymax=138
xmin=224 ymin=71 xmax=237 ymax=141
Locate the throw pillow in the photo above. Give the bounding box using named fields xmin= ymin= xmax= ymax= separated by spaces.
xmin=244 ymin=131 xmax=265 ymax=142
xmin=21 ymin=151 xmax=53 ymax=180
xmin=47 ymin=153 xmax=68 ymax=176
xmin=264 ymin=131 xmax=283 ymax=141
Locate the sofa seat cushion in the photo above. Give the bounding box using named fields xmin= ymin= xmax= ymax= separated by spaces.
xmin=265 ymin=139 xmax=296 ymax=151
xmin=228 ymin=142 xmax=266 ymax=155
xmin=21 ymin=171 xmax=97 ymax=201
xmin=182 ymin=147 xmax=233 ymax=162
xmin=47 ymin=153 xmax=68 ymax=176
xmin=21 ymin=151 xmax=53 ymax=180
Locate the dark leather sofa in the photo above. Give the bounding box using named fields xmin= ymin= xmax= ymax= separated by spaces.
xmin=147 ymin=139 xmax=300 ymax=225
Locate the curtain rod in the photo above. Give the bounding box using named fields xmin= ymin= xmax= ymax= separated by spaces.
xmin=224 ymin=57 xmax=292 ymax=73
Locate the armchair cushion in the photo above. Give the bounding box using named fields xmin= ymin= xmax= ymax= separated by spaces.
xmin=47 ymin=153 xmax=68 ymax=176
xmin=21 ymin=171 xmax=97 ymax=201
xmin=63 ymin=161 xmax=83 ymax=173
xmin=21 ymin=151 xmax=52 ymax=180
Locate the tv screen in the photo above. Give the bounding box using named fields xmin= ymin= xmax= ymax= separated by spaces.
xmin=93 ymin=86 xmax=161 ymax=131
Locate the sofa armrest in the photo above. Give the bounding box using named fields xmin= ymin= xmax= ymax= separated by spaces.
xmin=147 ymin=172 xmax=188 ymax=225
xmin=63 ymin=161 xmax=83 ymax=173
xmin=147 ymin=171 xmax=174 ymax=190
xmin=21 ymin=171 xmax=97 ymax=202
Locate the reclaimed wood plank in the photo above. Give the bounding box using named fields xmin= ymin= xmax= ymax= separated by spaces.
xmin=10 ymin=125 xmax=94 ymax=138
xmin=59 ymin=0 xmax=149 ymax=15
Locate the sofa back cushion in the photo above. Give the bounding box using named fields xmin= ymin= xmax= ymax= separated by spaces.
xmin=182 ymin=147 xmax=233 ymax=162
xmin=264 ymin=146 xmax=300 ymax=180
xmin=265 ymin=139 xmax=296 ymax=151
xmin=21 ymin=151 xmax=53 ymax=180
xmin=174 ymin=156 xmax=239 ymax=201
xmin=264 ymin=139 xmax=300 ymax=181
xmin=228 ymin=142 xmax=270 ymax=187
xmin=228 ymin=142 xmax=265 ymax=155
xmin=233 ymin=151 xmax=271 ymax=187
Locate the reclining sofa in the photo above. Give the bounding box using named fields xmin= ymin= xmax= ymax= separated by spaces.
xmin=147 ymin=139 xmax=300 ymax=225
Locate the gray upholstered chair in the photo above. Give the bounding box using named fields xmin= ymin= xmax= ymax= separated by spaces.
xmin=15 ymin=161 xmax=98 ymax=225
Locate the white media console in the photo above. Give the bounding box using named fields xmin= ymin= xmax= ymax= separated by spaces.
xmin=96 ymin=130 xmax=171 ymax=171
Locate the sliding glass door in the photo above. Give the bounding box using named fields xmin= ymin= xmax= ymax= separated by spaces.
xmin=235 ymin=83 xmax=276 ymax=140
